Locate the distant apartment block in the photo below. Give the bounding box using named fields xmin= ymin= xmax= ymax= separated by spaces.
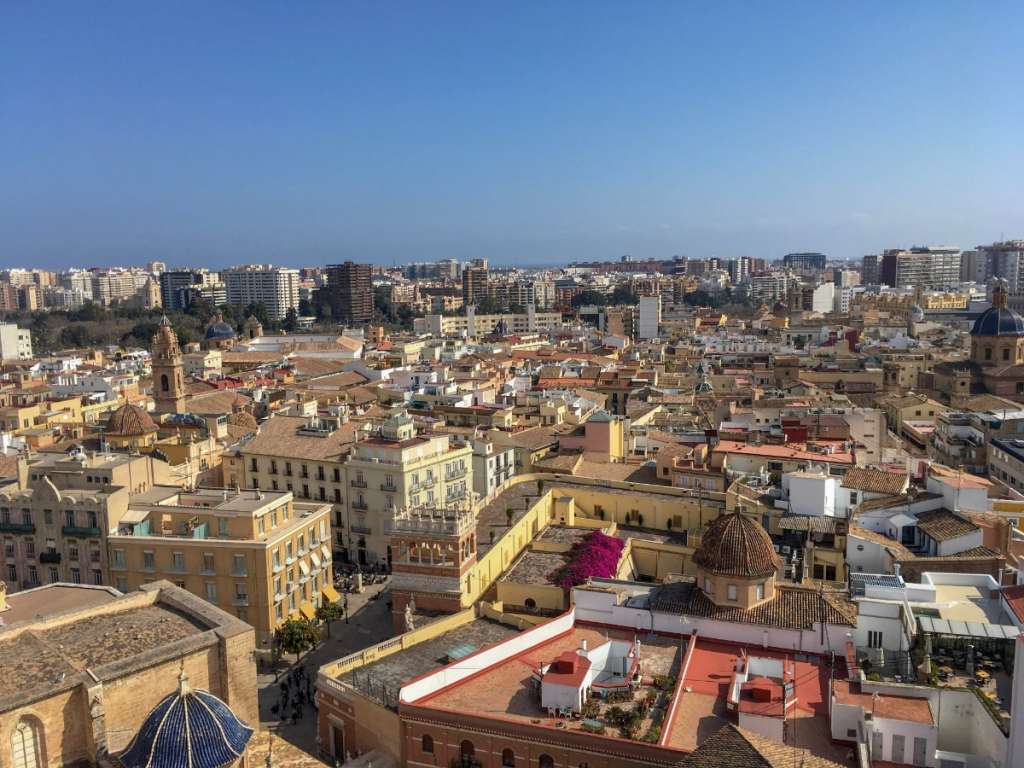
xmin=782 ymin=252 xmax=827 ymax=272
xmin=879 ymin=246 xmax=961 ymax=289
xmin=315 ymin=262 xmax=372 ymax=324
xmin=414 ymin=306 xmax=562 ymax=337
xmin=223 ymin=264 xmax=300 ymax=319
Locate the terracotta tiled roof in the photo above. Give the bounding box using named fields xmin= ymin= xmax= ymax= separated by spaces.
xmin=832 ymin=680 xmax=933 ymax=723
xmin=694 ymin=512 xmax=779 ymax=578
xmin=841 ymin=466 xmax=908 ymax=495
xmin=242 ymin=416 xmax=357 ymax=461
xmin=676 ymin=724 xmax=846 ymax=768
xmin=777 ymin=515 xmax=840 ymax=534
xmin=650 ymin=581 xmax=857 ymax=630
xmin=1002 ymin=585 xmax=1024 ymax=624
xmin=914 ymin=509 xmax=979 ymax=542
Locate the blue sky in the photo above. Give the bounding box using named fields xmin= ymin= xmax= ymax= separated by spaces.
xmin=1 ymin=2 xmax=1022 ymax=269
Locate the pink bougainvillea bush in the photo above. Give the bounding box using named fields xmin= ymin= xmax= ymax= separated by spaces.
xmin=551 ymin=531 xmax=625 ymax=591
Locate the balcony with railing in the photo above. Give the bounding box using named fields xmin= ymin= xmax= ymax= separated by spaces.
xmin=352 ymin=499 xmax=369 ymax=511
xmin=351 ymin=524 xmax=372 ymax=534
xmin=380 ymin=482 xmax=397 ymax=492
xmin=62 ymin=525 xmax=102 ymax=538
xmin=445 ymin=466 xmax=468 ymax=481
xmin=350 ymin=478 xmax=367 ymax=488
xmin=0 ymin=521 xmax=35 ymax=534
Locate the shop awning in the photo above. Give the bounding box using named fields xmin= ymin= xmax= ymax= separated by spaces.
xmin=299 ymin=559 xmax=310 ymax=576
xmin=918 ymin=616 xmax=1018 ymax=639
xmin=321 ymin=544 xmax=331 ymax=562
xmin=322 ymin=584 xmax=341 ymax=603
xmin=300 ymin=602 xmax=316 ymax=621
xmin=310 ymin=551 xmax=322 ymax=569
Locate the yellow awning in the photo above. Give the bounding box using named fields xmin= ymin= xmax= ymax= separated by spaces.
xmin=299 ymin=601 xmax=316 ymax=620
xmin=321 ymin=584 xmax=341 ymax=603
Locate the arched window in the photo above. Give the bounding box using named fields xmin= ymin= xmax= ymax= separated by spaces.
xmin=502 ymin=748 xmax=515 ymax=767
xmin=524 ymin=598 xmax=536 ymax=609
xmin=538 ymin=755 xmax=554 ymax=768
xmin=160 ymin=373 xmax=169 ymax=392
xmin=460 ymin=740 xmax=475 ymax=758
xmin=421 ymin=734 xmax=433 ymax=754
xmin=11 ymin=718 xmax=43 ymax=768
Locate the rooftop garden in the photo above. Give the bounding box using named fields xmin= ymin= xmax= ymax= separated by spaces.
xmin=551 ymin=530 xmax=626 ymax=591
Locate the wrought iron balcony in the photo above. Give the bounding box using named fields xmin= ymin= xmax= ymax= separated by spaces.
xmin=0 ymin=521 xmax=35 ymax=534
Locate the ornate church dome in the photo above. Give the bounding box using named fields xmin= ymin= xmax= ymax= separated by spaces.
xmin=971 ymin=306 xmax=1024 ymax=337
xmin=106 ymin=403 xmax=157 ymax=436
xmin=205 ymin=314 xmax=238 ymax=342
xmin=693 ymin=511 xmax=778 ymax=578
xmin=971 ymin=281 xmax=1024 ymax=337
xmin=119 ymin=671 xmax=253 ymax=768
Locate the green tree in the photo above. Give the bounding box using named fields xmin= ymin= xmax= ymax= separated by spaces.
xmin=276 ymin=618 xmax=318 ymax=660
xmin=571 ymin=290 xmax=607 ymax=309
xmin=475 ymin=296 xmax=503 ymax=314
xmin=683 ymin=290 xmax=716 ymax=307
xmin=282 ymin=307 xmax=299 ymax=333
xmin=59 ymin=324 xmax=95 ymax=349
xmin=373 ymin=286 xmax=398 ymax=323
xmin=610 ymin=286 xmax=639 ymax=305
xmin=316 ymin=601 xmax=345 ymax=638
xmin=69 ymin=302 xmax=109 ymax=323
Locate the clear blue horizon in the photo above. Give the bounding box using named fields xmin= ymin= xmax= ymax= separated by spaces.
xmin=2 ymin=2 xmax=1022 ymax=270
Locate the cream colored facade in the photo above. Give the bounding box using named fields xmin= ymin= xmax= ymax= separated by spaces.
xmin=234 ymin=412 xmax=473 ymax=568
xmin=345 ymin=414 xmax=473 ymax=566
xmin=1 ymin=453 xmax=171 ymax=593
xmin=108 ymin=486 xmax=333 ymax=646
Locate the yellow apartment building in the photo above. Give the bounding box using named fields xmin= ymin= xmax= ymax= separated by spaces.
xmin=344 ymin=410 xmax=472 ymax=566
xmin=230 ymin=410 xmax=473 ymax=569
xmin=108 ymin=486 xmax=335 ymax=646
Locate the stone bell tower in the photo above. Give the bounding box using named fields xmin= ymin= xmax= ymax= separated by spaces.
xmin=387 ymin=505 xmax=478 ymax=632
xmin=152 ymin=316 xmax=187 ymax=414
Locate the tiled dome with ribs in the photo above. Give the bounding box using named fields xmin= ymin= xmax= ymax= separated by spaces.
xmin=693 ymin=511 xmax=779 ymax=578
xmin=106 ymin=403 xmax=157 ymax=436
xmin=119 ymin=671 xmax=253 ymax=768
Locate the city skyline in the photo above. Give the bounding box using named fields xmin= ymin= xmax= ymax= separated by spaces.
xmin=3 ymin=2 xmax=1023 ymax=269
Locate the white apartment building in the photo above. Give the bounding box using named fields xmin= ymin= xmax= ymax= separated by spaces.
xmin=471 ymin=438 xmax=515 ymax=501
xmin=750 ymin=272 xmax=790 ymax=304
xmin=0 ymin=323 xmax=33 ymax=360
xmin=223 ymin=264 xmax=300 ymax=319
xmin=808 ymin=282 xmax=834 ymax=314
xmin=414 ymin=306 xmax=563 ymax=337
xmin=637 ymin=295 xmax=661 ymax=340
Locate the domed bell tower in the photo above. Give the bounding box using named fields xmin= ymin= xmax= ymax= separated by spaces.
xmin=152 ymin=316 xmax=187 ymax=414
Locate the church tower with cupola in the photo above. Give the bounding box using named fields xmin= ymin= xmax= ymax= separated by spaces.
xmin=152 ymin=316 xmax=187 ymax=414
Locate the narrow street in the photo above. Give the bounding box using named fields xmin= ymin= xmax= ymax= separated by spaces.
xmin=256 ymin=580 xmax=395 ymax=759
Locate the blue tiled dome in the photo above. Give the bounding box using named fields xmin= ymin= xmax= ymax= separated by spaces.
xmin=970 ymin=307 xmax=1024 ymax=337
xmin=119 ymin=676 xmax=253 ymax=768
xmin=205 ymin=321 xmax=237 ymax=341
